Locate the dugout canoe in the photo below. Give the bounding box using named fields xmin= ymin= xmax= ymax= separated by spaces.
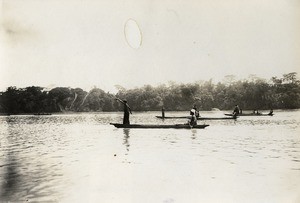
xmin=224 ymin=113 xmax=273 ymax=117
xmin=155 ymin=116 xmax=236 ymax=120
xmin=110 ymin=123 xmax=209 ymax=129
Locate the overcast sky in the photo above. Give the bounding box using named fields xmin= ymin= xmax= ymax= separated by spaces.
xmin=0 ymin=0 xmax=299 ymax=92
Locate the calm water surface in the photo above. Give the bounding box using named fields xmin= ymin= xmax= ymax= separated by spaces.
xmin=0 ymin=110 xmax=300 ymax=203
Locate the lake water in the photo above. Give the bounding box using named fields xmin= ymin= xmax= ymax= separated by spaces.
xmin=0 ymin=110 xmax=300 ymax=203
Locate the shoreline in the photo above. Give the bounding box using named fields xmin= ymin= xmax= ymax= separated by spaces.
xmin=1 ymin=108 xmax=298 ymax=116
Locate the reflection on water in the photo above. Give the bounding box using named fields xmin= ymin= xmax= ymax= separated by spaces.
xmin=0 ymin=110 xmax=299 ymax=202
xmin=123 ymin=129 xmax=130 ymax=153
xmin=1 ymin=154 xmax=21 ymax=201
xmin=191 ymin=129 xmax=197 ymax=140
xmin=1 ymin=120 xmax=26 ymax=202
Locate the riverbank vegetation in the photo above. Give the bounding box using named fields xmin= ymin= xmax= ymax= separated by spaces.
xmin=0 ymin=73 xmax=299 ymax=114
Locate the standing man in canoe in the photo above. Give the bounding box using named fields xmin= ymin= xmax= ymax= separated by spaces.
xmin=116 ymin=98 xmax=132 ymax=125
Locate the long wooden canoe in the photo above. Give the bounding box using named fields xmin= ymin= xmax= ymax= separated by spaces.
xmin=155 ymin=116 xmax=236 ymax=120
xmin=224 ymin=113 xmax=273 ymax=117
xmin=110 ymin=123 xmax=209 ymax=129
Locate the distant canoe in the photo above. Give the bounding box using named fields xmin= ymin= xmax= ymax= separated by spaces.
xmin=34 ymin=113 xmax=52 ymax=115
xmin=155 ymin=116 xmax=236 ymax=120
xmin=224 ymin=113 xmax=273 ymax=117
xmin=110 ymin=123 xmax=209 ymax=129
xmin=156 ymin=116 xmax=188 ymax=119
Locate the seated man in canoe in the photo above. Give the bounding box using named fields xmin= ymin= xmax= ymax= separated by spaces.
xmin=192 ymin=105 xmax=200 ymax=118
xmin=268 ymin=109 xmax=274 ymax=115
xmin=188 ymin=109 xmax=197 ymax=127
xmin=233 ymin=105 xmax=240 ymax=116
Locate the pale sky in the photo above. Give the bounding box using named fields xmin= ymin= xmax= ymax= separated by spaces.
xmin=0 ymin=0 xmax=299 ymax=92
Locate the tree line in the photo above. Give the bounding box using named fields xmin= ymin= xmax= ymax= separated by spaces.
xmin=0 ymin=72 xmax=299 ymax=114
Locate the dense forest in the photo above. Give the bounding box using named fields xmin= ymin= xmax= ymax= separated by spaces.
xmin=0 ymin=72 xmax=299 ymax=114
